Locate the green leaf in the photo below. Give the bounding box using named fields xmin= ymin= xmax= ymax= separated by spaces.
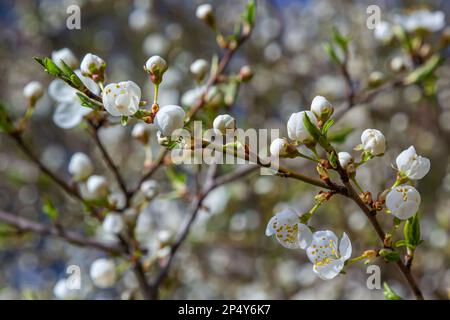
xmin=404 ymin=213 xmax=421 ymax=248
xmin=327 ymin=151 xmax=338 ymax=169
xmin=42 ymin=197 xmax=59 ymax=222
xmin=332 ymin=27 xmax=349 ymax=54
xmin=395 ymin=240 xmax=407 ymax=247
xmin=327 ymin=126 xmax=354 ymax=144
xmin=76 ymin=92 xmax=102 ymax=111
xmin=242 ymin=0 xmax=256 ymax=26
xmin=322 ymin=118 xmax=334 ymax=135
xmin=303 ymin=112 xmax=331 ymax=151
xmin=43 ymin=57 xmax=62 ymax=76
xmin=121 ymin=116 xmax=128 ymax=126
xmin=383 ymin=282 xmax=402 ymax=300
xmin=404 ymin=55 xmax=443 ymax=85
xmin=379 ymin=249 xmax=400 ymax=262
xmin=323 ymin=42 xmax=341 ymax=65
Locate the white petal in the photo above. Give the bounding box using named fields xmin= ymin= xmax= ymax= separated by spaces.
xmin=265 ymin=215 xmax=277 ymax=236
xmin=75 ymin=70 xmax=100 ymax=95
xmin=48 ymin=80 xmax=76 ymax=103
xmin=339 ymin=232 xmax=352 ymax=260
xmin=313 ymin=259 xmax=345 ymax=280
xmin=53 ymin=102 xmax=90 ymax=129
xmin=298 ymin=223 xmax=313 ymax=249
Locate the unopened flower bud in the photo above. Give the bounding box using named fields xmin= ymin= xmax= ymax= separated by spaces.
xmin=80 ymin=53 xmax=106 ymax=82
xmin=190 ymin=59 xmax=209 ymax=81
xmin=140 ymin=179 xmax=159 ymax=199
xmin=368 ymin=71 xmax=385 ymax=87
xmin=310 ymin=96 xmax=333 ymax=122
xmin=196 ymin=3 xmax=215 ymax=27
xmin=270 ymin=138 xmax=289 ymax=157
xmin=102 ymin=212 xmax=125 ymax=234
xmin=154 ymin=104 xmax=185 ymax=137
xmin=287 ymin=110 xmax=317 ymax=144
xmin=337 ymin=151 xmax=353 ymax=170
xmin=51 ymin=48 xmax=78 ymax=69
xmin=390 ymin=56 xmax=407 ymax=72
xmin=86 ymin=175 xmax=108 ymax=199
xmin=89 ymin=258 xmax=116 ymax=288
xmin=239 ymin=65 xmax=253 ymax=82
xmin=213 ymin=114 xmax=236 ymax=136
xmin=144 ymin=55 xmax=168 ymax=85
xmin=23 ymin=81 xmax=44 ymax=104
xmin=361 ymin=129 xmax=386 ymax=156
xmin=68 ymin=152 xmax=93 ymax=181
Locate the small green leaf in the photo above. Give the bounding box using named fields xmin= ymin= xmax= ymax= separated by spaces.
xmin=332 ymin=27 xmax=349 ymax=54
xmin=121 ymin=116 xmax=128 ymax=126
xmin=379 ymin=248 xmax=400 ymax=262
xmin=404 ymin=55 xmax=443 ymax=85
xmin=322 ymin=119 xmax=334 ymax=135
xmin=43 ymin=57 xmax=62 ymax=76
xmin=76 ymin=92 xmax=102 ymax=110
xmin=328 ymin=152 xmax=338 ymax=169
xmin=323 ymin=42 xmax=341 ymax=65
xmin=404 ymin=213 xmax=421 ymax=248
xmin=383 ymin=282 xmax=402 ymax=300
xmin=395 ymin=240 xmax=407 ymax=247
xmin=303 ymin=112 xmax=331 ymax=150
xmin=242 ymin=0 xmax=256 ymax=27
xmin=42 ymin=197 xmax=59 ymax=222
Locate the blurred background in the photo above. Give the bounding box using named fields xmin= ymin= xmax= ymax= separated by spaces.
xmin=0 ymin=0 xmax=450 ymax=299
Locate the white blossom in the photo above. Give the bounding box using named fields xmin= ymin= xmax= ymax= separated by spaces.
xmin=287 ymin=110 xmax=317 ymax=143
xmin=270 ymin=138 xmax=289 ymax=157
xmin=144 ymin=55 xmax=168 ymax=84
xmin=213 ymin=114 xmax=236 ymax=136
xmin=51 ymin=48 xmax=78 ymax=69
xmin=86 ymin=175 xmax=108 ymax=199
xmin=394 ymin=10 xmax=445 ymax=33
xmin=190 ymin=59 xmax=209 ymax=81
xmin=154 ymin=104 xmax=185 ymax=136
xmin=102 ymin=81 xmax=141 ymax=116
xmin=265 ymin=208 xmax=312 ymax=249
xmin=140 ymin=180 xmax=159 ymax=199
xmin=374 ymin=21 xmax=394 ymax=42
xmin=361 ymin=129 xmax=386 ymax=156
xmin=53 ymin=278 xmax=79 ymax=300
xmin=23 ymin=81 xmax=44 ymax=101
xmin=386 ymin=185 xmax=421 ymax=220
xmin=68 ymin=152 xmax=93 ymax=181
xmin=396 ymin=146 xmax=430 ymax=180
xmin=306 ymin=231 xmax=352 ymax=280
xmin=338 ymin=151 xmax=353 ymax=170
xmin=310 ymin=96 xmax=333 ymax=120
xmin=89 ymin=258 xmax=116 ymax=288
xmin=48 ymin=71 xmax=100 ymax=129
xmin=102 ymin=212 xmax=125 ymax=234
xmin=196 ymin=3 xmax=213 ymax=21
xmin=80 ymin=53 xmax=105 ymax=78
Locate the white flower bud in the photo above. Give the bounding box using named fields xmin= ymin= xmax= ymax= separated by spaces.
xmin=53 ymin=279 xmax=79 ymax=300
xmin=374 ymin=21 xmax=393 ymax=42
xmin=86 ymin=175 xmax=108 ymax=199
xmin=338 ymin=151 xmax=353 ymax=170
xmin=102 ymin=81 xmax=141 ymax=116
xmin=131 ymin=123 xmax=150 ymax=144
xmin=68 ymin=152 xmax=93 ymax=181
xmin=51 ymin=48 xmax=78 ymax=69
xmin=144 ymin=55 xmax=168 ymax=84
xmin=190 ymin=59 xmax=209 ymax=81
xmin=196 ymin=4 xmax=214 ymax=24
xmin=270 ymin=138 xmax=289 ymax=157
xmin=390 ymin=56 xmax=407 ymax=72
xmin=140 ymin=180 xmax=159 ymax=199
xmin=23 ymin=81 xmax=44 ymax=102
xmin=396 ymin=146 xmax=430 ymax=180
xmin=386 ymin=185 xmax=421 ymax=220
xmin=154 ymin=104 xmax=185 ymax=137
xmin=89 ymin=258 xmax=116 ymax=288
xmin=80 ymin=53 xmax=105 ymax=81
xmin=287 ymin=110 xmax=317 ymax=143
xmin=102 ymin=212 xmax=125 ymax=234
xmin=213 ymin=114 xmax=236 ymax=135
xmin=361 ymin=129 xmax=386 ymax=156
xmin=310 ymin=96 xmax=333 ymax=121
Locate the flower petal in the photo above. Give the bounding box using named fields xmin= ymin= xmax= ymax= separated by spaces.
xmin=48 ymin=80 xmax=77 ymax=103
xmin=53 ymin=102 xmax=90 ymax=129
xmin=298 ymin=223 xmax=313 ymax=249
xmin=313 ymin=259 xmax=345 ymax=280
xmin=339 ymin=232 xmax=352 ymax=260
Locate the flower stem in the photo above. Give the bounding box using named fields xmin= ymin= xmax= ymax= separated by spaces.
xmin=153 ymin=84 xmax=159 ymax=105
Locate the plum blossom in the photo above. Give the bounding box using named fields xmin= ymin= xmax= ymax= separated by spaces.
xmin=386 ymin=185 xmax=421 ymax=220
xmin=48 ymin=71 xmax=100 ymax=129
xmin=144 ymin=55 xmax=168 ymax=84
xmin=23 ymin=81 xmax=44 ymax=102
xmin=196 ymin=4 xmax=213 ymax=22
xmin=361 ymin=129 xmax=386 ymax=156
xmin=270 ymin=138 xmax=289 ymax=157
xmin=52 ymin=48 xmax=78 ymax=69
xmin=287 ymin=110 xmax=317 ymax=143
xmin=89 ymin=258 xmax=116 ymax=288
xmin=154 ymin=104 xmax=185 ymax=136
xmin=396 ymin=146 xmax=430 ymax=180
xmin=53 ymin=278 xmax=79 ymax=300
xmin=338 ymin=151 xmax=353 ymax=170
xmin=213 ymin=114 xmax=236 ymax=136
xmin=140 ymin=179 xmax=159 ymax=199
xmin=190 ymin=59 xmax=209 ymax=81
xmin=310 ymin=96 xmax=333 ymax=121
xmin=86 ymin=175 xmax=108 ymax=199
xmin=265 ymin=208 xmax=312 ymax=249
xmin=374 ymin=21 xmax=394 ymax=42
xmin=394 ymin=10 xmax=445 ymax=33
xmin=306 ymin=231 xmax=352 ymax=280
xmin=80 ymin=53 xmax=105 ymax=80
xmin=102 ymin=81 xmax=141 ymax=116
xmin=68 ymin=152 xmax=93 ymax=181
xmin=102 ymin=212 xmax=125 ymax=234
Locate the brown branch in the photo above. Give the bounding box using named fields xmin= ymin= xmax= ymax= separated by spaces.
xmin=0 ymin=210 xmax=124 ymax=255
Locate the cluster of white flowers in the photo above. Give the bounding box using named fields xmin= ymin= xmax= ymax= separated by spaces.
xmin=265 ymin=208 xmax=351 ymax=279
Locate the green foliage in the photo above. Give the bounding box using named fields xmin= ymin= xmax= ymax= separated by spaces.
xmin=76 ymin=92 xmax=102 ymax=111
xmin=383 ymin=282 xmax=402 ymax=300
xmin=303 ymin=112 xmax=331 ymax=151
xmin=404 ymin=55 xmax=443 ymax=85
xmin=0 ymin=102 xmax=14 ymax=133
xmin=403 ymin=213 xmax=423 ymax=249
xmin=327 ymin=127 xmax=354 ymax=144
xmin=242 ymin=0 xmax=256 ymax=27
xmin=379 ymin=248 xmax=400 ymax=262
xmin=42 ymin=197 xmax=59 ymax=222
